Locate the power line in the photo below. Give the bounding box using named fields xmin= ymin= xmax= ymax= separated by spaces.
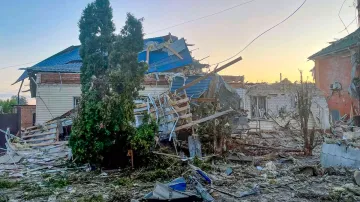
xmin=339 ymin=17 xmax=356 ymax=33
xmin=0 ymin=0 xmax=258 ymax=70
xmin=145 ymin=0 xmax=258 ymax=35
xmin=339 ymin=0 xmax=350 ymax=34
xmin=209 ymin=0 xmax=307 ymax=66
xmin=0 ymin=61 xmax=38 ymax=70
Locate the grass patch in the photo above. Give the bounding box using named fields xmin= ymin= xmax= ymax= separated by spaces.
xmin=77 ymin=194 xmax=104 ymax=202
xmin=193 ymin=157 xmax=211 ymax=171
xmin=22 ymin=190 xmax=53 ymax=200
xmin=115 ymin=177 xmax=133 ymax=187
xmin=0 ymin=179 xmax=19 ymax=189
xmin=45 ymin=175 xmax=70 ymax=188
xmin=22 ymin=183 xmax=42 ymax=192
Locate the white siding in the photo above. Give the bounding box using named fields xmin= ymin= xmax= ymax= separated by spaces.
xmin=36 ymin=84 xmax=81 ymax=124
xmin=36 ymin=84 xmax=169 ymax=124
xmin=138 ymin=85 xmax=169 ymax=97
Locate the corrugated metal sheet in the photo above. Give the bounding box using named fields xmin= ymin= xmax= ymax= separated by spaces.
xmin=34 ymin=46 xmax=81 ymax=67
xmin=170 ymin=75 xmax=213 ymax=98
xmin=30 ymin=63 xmax=82 ymax=73
xmin=139 ymin=38 xmax=193 ymax=73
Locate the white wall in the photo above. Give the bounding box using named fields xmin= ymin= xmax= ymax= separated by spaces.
xmin=36 ymin=84 xmax=81 ymax=124
xmin=235 ymin=89 xmax=330 ymax=130
xmin=36 ymin=83 xmax=169 ymax=124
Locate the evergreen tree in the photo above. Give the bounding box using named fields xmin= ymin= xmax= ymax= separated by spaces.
xmin=70 ymin=0 xmax=115 ymax=164
xmin=70 ymin=0 xmax=148 ymax=167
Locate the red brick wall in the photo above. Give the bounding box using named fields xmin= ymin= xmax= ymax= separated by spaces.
xmin=40 ymin=73 xmax=80 ymax=84
xmin=315 ymin=53 xmax=358 ymax=116
xmin=18 ymin=105 xmax=36 ymax=128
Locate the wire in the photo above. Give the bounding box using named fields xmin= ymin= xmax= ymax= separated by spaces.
xmin=339 ymin=0 xmax=350 ymax=34
xmin=339 ymin=17 xmax=356 ymax=33
xmin=0 ymin=1 xmax=258 ymax=70
xmin=209 ymin=0 xmax=307 ymax=66
xmin=145 ymin=0 xmax=258 ymax=35
xmin=0 ymin=61 xmax=38 ymax=70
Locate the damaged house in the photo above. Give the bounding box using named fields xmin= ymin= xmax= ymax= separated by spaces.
xmin=12 ymin=34 xmax=242 ymax=144
xmin=226 ymin=80 xmax=330 ymax=131
xmin=309 ymin=28 xmax=360 ymax=121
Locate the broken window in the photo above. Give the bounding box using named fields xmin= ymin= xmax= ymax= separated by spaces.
xmin=73 ymin=97 xmax=80 ymax=108
xmin=250 ymin=96 xmax=267 ymax=118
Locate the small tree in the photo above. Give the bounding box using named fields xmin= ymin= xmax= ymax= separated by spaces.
xmin=70 ymin=0 xmax=116 ymax=165
xmin=70 ymin=0 xmax=149 ymax=167
xmin=296 ymin=71 xmax=317 ymax=155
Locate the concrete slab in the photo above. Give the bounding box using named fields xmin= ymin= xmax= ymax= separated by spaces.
xmin=321 ymin=143 xmax=360 ymax=168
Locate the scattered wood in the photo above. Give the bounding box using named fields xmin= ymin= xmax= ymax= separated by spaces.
xmin=175 ymin=57 xmax=242 ymax=93
xmin=174 ymin=109 xmax=234 ymax=132
xmin=240 ymin=143 xmax=303 ymax=152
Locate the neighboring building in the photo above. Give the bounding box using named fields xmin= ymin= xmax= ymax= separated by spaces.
xmin=14 ymin=105 xmax=36 ymax=128
xmin=13 ymin=34 xmax=239 ymax=124
xmin=227 ymin=81 xmax=330 ymax=131
xmin=308 ymin=28 xmax=360 ymax=121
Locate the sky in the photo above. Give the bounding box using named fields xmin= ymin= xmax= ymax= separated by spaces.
xmin=0 ymin=0 xmax=358 ymax=103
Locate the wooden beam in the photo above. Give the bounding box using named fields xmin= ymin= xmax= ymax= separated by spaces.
xmin=175 ymin=57 xmax=242 ymax=93
xmin=191 ymin=98 xmax=216 ymax=102
xmin=23 ymin=131 xmax=56 ymax=139
xmin=174 ymin=109 xmax=234 ymax=132
xmin=164 ymin=44 xmax=183 ymax=60
xmin=27 ymin=141 xmax=68 ymax=147
xmin=25 ymin=137 xmax=56 ymax=142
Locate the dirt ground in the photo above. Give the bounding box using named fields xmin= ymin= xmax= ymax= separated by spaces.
xmin=1 ymin=131 xmax=359 ymax=202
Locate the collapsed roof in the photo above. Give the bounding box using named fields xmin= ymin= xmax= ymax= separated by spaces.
xmin=13 ymin=34 xmax=199 ymax=85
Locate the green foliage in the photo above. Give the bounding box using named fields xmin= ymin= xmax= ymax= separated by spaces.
xmin=0 ymin=96 xmax=27 ymax=114
xmin=70 ymin=0 xmax=148 ymax=167
xmin=22 ymin=190 xmax=53 ymax=200
xmin=78 ymin=195 xmax=104 ymax=202
xmin=129 ymin=115 xmax=158 ymax=155
xmin=115 ymin=177 xmax=133 ymax=187
xmin=193 ymin=156 xmax=212 ymax=171
xmin=45 ymin=175 xmax=70 ymax=188
xmin=0 ymin=179 xmax=19 ymax=189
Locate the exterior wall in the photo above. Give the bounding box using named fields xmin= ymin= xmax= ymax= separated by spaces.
xmin=35 ymin=73 xmax=170 ymax=124
xmin=18 ymin=105 xmax=36 ymax=128
xmin=314 ymin=53 xmax=357 ymax=117
xmin=235 ymin=88 xmax=330 ymax=130
xmin=36 ymin=84 xmax=81 ymax=124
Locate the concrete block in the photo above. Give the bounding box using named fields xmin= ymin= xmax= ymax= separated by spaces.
xmin=321 ymin=143 xmax=360 ymax=168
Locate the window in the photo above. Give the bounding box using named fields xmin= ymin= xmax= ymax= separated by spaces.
xmin=250 ymin=96 xmax=267 ymax=118
xmin=73 ymin=97 xmax=80 ymax=108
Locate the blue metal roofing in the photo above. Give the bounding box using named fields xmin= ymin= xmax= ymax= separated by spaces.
xmin=171 ymin=75 xmax=213 ymax=98
xmin=139 ymin=38 xmax=193 ymax=72
xmin=12 ymin=71 xmax=28 ymax=85
xmin=13 ymin=35 xmax=196 ymax=85
xmin=34 ymin=46 xmax=81 ymax=67
xmin=29 ymin=63 xmax=82 ymax=73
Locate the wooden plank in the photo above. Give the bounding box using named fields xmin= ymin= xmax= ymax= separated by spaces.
xmin=165 ymin=105 xmax=190 ymax=116
xmin=171 ymin=98 xmax=189 ymax=105
xmin=135 ymin=103 xmax=147 ymax=109
xmin=24 ymin=125 xmax=57 ymax=135
xmin=192 ymin=98 xmax=217 ymax=102
xmin=160 ymin=113 xmax=192 ymax=124
xmin=25 ymin=137 xmax=56 ymax=142
xmin=175 ymin=57 xmax=242 ymax=93
xmin=164 ymin=44 xmax=183 ymax=60
xmin=23 ymin=131 xmax=56 ymax=139
xmin=28 ymin=141 xmax=68 ymax=147
xmin=174 ymin=109 xmax=234 ymax=132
